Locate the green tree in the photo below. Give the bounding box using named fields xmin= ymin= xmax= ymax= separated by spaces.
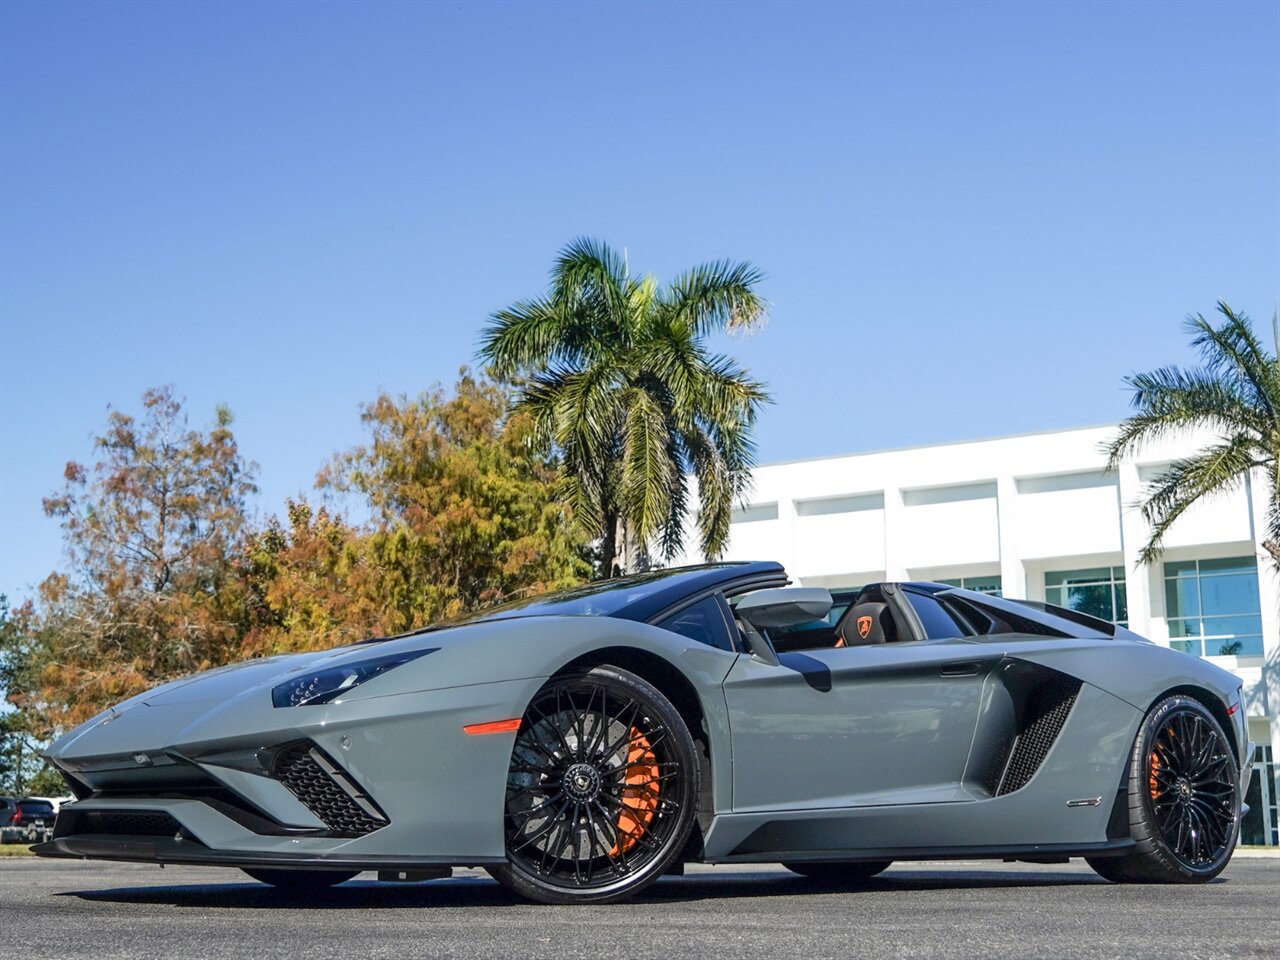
xmin=480 ymin=238 xmax=769 ymax=576
xmin=0 ymin=594 xmax=60 ymax=795
xmin=1106 ymin=302 xmax=1279 ymax=565
xmin=30 ymin=387 xmax=257 ymax=729
xmin=245 ymin=371 xmax=590 ymax=653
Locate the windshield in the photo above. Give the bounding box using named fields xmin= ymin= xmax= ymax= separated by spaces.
xmin=463 ymin=570 xmax=742 ymax=624
xmin=451 ymin=566 xmax=743 ymax=623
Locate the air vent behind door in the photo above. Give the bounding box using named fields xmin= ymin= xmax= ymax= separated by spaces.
xmin=995 ymin=675 xmax=1081 ymax=796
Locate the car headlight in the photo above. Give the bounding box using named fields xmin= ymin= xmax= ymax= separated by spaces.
xmin=271 ymin=648 xmax=437 ymax=707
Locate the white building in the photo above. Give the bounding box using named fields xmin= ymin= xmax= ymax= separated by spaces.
xmin=690 ymin=424 xmax=1279 ymax=846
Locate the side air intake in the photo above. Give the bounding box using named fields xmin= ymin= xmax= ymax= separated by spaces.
xmin=995 ymin=675 xmax=1081 ymax=796
xmin=271 ymin=742 xmax=389 ymax=837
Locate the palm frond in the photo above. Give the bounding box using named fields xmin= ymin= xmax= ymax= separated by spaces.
xmin=619 ymin=388 xmax=674 ymax=552
xmin=552 ymin=238 xmax=631 ymax=345
xmin=1267 ymin=458 xmax=1280 ymax=554
xmin=1105 ymin=366 xmax=1268 ymax=468
xmin=693 ymin=353 xmax=771 ymax=428
xmin=684 ymin=427 xmax=732 ymax=560
xmin=1135 ymin=434 xmax=1260 ymax=564
xmin=657 ymin=431 xmax=690 ymax=561
xmin=479 ymin=297 xmax=567 ymax=378
xmin=662 ymin=260 xmax=768 ymax=337
xmin=531 ymin=363 xmax=624 ymax=537
xmin=1185 ymin=303 xmax=1279 ymax=420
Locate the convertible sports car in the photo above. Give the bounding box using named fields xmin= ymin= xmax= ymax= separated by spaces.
xmin=36 ymin=562 xmax=1253 ymax=904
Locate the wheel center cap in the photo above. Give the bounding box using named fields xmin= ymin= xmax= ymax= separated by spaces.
xmin=1177 ymin=779 xmax=1192 ymax=799
xmin=564 ymin=763 xmax=601 ymax=801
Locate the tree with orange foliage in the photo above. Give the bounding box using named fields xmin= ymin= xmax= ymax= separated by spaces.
xmin=242 ymin=370 xmax=590 ymax=655
xmin=25 ymin=387 xmax=256 ymax=730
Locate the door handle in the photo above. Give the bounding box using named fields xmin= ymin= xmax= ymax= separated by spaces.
xmin=939 ymin=661 xmax=983 ymax=677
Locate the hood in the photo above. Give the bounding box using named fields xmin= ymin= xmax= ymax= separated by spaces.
xmin=49 ymin=634 xmax=449 ymax=762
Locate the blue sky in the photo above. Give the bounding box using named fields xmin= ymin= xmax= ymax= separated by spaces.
xmin=1 ymin=0 xmax=1277 ymax=600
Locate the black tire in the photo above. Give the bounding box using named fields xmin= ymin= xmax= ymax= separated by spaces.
xmin=783 ymin=860 xmax=892 ymax=883
xmin=1087 ymin=695 xmax=1240 ymax=884
xmin=487 ymin=665 xmax=699 ymax=904
xmin=241 ymin=868 xmax=359 ymax=890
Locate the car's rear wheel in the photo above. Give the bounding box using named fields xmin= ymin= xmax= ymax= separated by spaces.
xmin=783 ymin=860 xmax=892 ymax=883
xmin=487 ymin=665 xmax=699 ymax=904
xmin=241 ymin=868 xmax=359 ymax=890
xmin=1087 ymin=695 xmax=1239 ymax=883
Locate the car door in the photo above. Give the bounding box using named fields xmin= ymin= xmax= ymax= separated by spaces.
xmin=722 ymin=587 xmax=997 ymax=813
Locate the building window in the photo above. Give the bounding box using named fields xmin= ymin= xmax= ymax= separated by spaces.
xmin=938 ymin=575 xmax=1002 ymax=596
xmin=1164 ymin=557 xmax=1263 ymax=658
xmin=1044 ymin=566 xmax=1128 ymax=626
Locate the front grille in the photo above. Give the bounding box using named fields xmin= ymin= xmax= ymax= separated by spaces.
xmin=56 ymin=809 xmax=184 ymax=839
xmin=997 ymin=678 xmax=1081 ymax=795
xmin=271 ymin=742 xmax=388 ymax=837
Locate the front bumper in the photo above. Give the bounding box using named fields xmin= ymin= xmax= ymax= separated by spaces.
xmin=39 ymin=676 xmax=545 ymax=867
xmin=33 ymin=832 xmax=502 ymax=871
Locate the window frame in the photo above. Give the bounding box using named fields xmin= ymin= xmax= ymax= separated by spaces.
xmin=1163 ymin=556 xmax=1263 ymax=659
xmin=1043 ymin=565 xmax=1129 ymax=627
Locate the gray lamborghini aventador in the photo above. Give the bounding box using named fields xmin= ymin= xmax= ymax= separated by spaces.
xmin=36 ymin=562 xmax=1253 ymax=903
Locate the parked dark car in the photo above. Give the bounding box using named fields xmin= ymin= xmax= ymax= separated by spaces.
xmin=11 ymin=799 xmax=56 ymax=829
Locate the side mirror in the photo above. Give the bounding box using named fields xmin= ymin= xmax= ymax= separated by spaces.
xmin=736 ymin=587 xmax=833 ymax=630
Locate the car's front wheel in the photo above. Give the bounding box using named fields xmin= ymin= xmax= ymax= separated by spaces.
xmin=241 ymin=868 xmax=360 ymax=891
xmin=487 ymin=665 xmax=699 ymax=904
xmin=1087 ymin=695 xmax=1240 ymax=883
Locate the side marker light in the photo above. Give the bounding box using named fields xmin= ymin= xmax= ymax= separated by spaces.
xmin=463 ymin=719 xmax=522 ymax=735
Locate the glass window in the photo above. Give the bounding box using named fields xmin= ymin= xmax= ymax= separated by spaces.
xmin=1164 ymin=557 xmax=1263 ymax=658
xmin=905 ymin=591 xmax=970 ymax=640
xmin=938 ymin=575 xmax=1002 ymax=596
xmin=656 ymin=596 xmax=735 ymax=652
xmin=1044 ymin=566 xmax=1128 ymax=626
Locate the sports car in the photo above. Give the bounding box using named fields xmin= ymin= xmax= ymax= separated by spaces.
xmin=36 ymin=561 xmax=1253 ymax=904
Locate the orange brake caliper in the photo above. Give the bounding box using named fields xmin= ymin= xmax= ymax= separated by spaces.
xmin=1149 ymin=749 xmax=1161 ymax=799
xmin=609 ymin=728 xmax=660 ymax=856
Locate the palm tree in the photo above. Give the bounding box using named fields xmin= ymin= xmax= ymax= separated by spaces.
xmin=1106 ymin=302 xmax=1279 ymax=566
xmin=480 ymin=238 xmax=769 ymax=576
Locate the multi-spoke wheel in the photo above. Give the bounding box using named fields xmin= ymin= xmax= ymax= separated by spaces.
xmin=1088 ymin=695 xmax=1240 ymax=883
xmin=487 ymin=665 xmax=698 ymax=904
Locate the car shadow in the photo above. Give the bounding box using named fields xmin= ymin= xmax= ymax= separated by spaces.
xmin=58 ymin=866 xmax=1132 ymax=910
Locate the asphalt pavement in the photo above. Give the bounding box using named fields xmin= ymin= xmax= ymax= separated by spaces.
xmin=1 ymin=856 xmax=1276 ymax=959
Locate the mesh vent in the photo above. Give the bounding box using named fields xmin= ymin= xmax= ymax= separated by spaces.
xmin=996 ymin=678 xmax=1081 ymax=796
xmin=272 ymin=742 xmax=388 ymax=837
xmin=975 ymin=726 xmax=1015 ymax=796
xmin=71 ymin=810 xmax=183 ymax=837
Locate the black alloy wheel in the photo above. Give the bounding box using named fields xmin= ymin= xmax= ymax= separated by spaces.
xmin=1088 ymin=695 xmax=1240 ymax=883
xmin=487 ymin=665 xmax=698 ymax=904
